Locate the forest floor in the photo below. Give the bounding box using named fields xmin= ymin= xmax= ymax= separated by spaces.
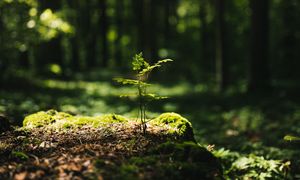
xmin=0 ymin=121 xmax=221 ymax=179
xmin=1 ymin=73 xmax=300 ymax=179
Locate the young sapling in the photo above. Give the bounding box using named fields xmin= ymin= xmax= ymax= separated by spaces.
xmin=114 ymin=52 xmax=173 ymax=134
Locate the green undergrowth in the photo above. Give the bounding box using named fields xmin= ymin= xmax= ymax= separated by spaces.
xmin=213 ymin=148 xmax=292 ymax=179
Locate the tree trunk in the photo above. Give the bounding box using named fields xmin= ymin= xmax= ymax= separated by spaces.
xmin=38 ymin=0 xmax=63 ymax=74
xmin=281 ymin=0 xmax=297 ymax=80
xmin=149 ymin=0 xmax=158 ymax=61
xmin=99 ymin=0 xmax=108 ymax=67
xmin=199 ymin=0 xmax=210 ymax=71
xmin=135 ymin=0 xmax=146 ymax=54
xmin=86 ymin=1 xmax=97 ymax=68
xmin=248 ymin=0 xmax=271 ymax=93
xmin=164 ymin=0 xmax=170 ymax=45
xmin=66 ymin=0 xmax=80 ymax=71
xmin=115 ymin=0 xmax=124 ymax=66
xmin=215 ymin=0 xmax=228 ymax=92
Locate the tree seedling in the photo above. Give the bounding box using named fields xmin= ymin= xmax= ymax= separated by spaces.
xmin=114 ymin=52 xmax=173 ymax=134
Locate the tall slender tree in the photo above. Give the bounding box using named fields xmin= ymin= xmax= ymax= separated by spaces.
xmin=199 ymin=0 xmax=210 ymax=73
xmin=99 ymin=0 xmax=108 ymax=67
xmin=115 ymin=0 xmax=124 ymax=66
xmin=163 ymin=0 xmax=170 ymax=45
xmin=86 ymin=0 xmax=98 ymax=68
xmin=248 ymin=0 xmax=271 ymax=93
xmin=280 ymin=0 xmax=298 ymax=80
xmin=135 ymin=0 xmax=147 ymax=55
xmin=149 ymin=0 xmax=158 ymax=61
xmin=215 ymin=0 xmax=228 ymax=92
xmin=38 ymin=0 xmax=63 ymax=73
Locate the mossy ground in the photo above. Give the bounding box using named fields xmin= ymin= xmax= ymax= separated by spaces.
xmin=0 ymin=110 xmax=222 ymax=179
xmin=23 ymin=110 xmax=128 ymax=129
xmin=22 ymin=110 xmax=194 ymax=141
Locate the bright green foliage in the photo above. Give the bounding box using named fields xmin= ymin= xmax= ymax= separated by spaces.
xmin=114 ymin=52 xmax=173 ymax=134
xmin=132 ymin=52 xmax=149 ymax=72
xmin=11 ymin=151 xmax=29 ymax=161
xmin=151 ymin=112 xmax=194 ymax=141
xmin=283 ymin=135 xmax=300 ymax=141
xmin=213 ymin=148 xmax=291 ymax=179
xmin=23 ymin=110 xmax=71 ymax=128
xmin=23 ymin=110 xmax=128 ymax=129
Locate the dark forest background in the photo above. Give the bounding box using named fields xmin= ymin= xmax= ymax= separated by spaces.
xmin=1 ymin=0 xmax=300 ymax=93
xmin=2 ymin=0 xmax=300 ymax=178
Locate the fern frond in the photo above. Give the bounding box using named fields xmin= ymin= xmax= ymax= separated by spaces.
xmin=141 ymin=93 xmax=168 ymax=101
xmin=114 ymin=78 xmax=150 ymax=86
xmin=119 ymin=94 xmax=138 ymax=98
xmin=138 ymin=59 xmax=173 ymax=76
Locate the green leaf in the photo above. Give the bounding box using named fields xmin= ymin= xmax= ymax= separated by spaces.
xmin=284 ymin=135 xmax=300 ymax=141
xmin=132 ymin=52 xmax=149 ymax=72
xmin=141 ymin=93 xmax=168 ymax=101
xmin=11 ymin=151 xmax=29 ymax=161
xmin=113 ymin=78 xmax=150 ymax=86
xmin=138 ymin=59 xmax=173 ymax=76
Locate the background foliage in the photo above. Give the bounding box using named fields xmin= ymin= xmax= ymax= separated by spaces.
xmin=1 ymin=0 xmax=300 ymax=178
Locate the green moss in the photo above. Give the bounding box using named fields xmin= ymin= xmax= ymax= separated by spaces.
xmin=23 ymin=110 xmax=128 ymax=129
xmin=11 ymin=151 xmax=29 ymax=161
xmin=23 ymin=110 xmax=71 ymax=128
xmin=119 ymin=164 xmax=139 ymax=180
xmin=113 ymin=142 xmax=223 ymax=180
xmin=152 ymin=141 xmax=216 ymax=162
xmin=100 ymin=114 xmax=128 ymax=123
xmin=129 ymin=156 xmax=157 ymax=166
xmin=152 ymin=112 xmax=194 ymax=141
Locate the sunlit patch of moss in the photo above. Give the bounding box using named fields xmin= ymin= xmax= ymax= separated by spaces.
xmin=68 ymin=114 xmax=127 ymax=128
xmin=151 ymin=112 xmax=194 ymax=141
xmin=23 ymin=110 xmax=128 ymax=129
xmin=23 ymin=110 xmax=71 ymax=128
xmin=100 ymin=114 xmax=128 ymax=123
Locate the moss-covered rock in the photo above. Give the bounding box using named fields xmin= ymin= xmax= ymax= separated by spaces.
xmin=108 ymin=141 xmax=223 ymax=180
xmin=151 ymin=142 xmax=223 ymax=179
xmin=23 ymin=110 xmax=128 ymax=129
xmin=151 ymin=112 xmax=195 ymax=141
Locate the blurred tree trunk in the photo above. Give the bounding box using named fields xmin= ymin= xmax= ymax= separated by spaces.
xmin=86 ymin=1 xmax=97 ymax=68
xmin=38 ymin=0 xmax=63 ymax=74
xmin=163 ymin=0 xmax=178 ymax=48
xmin=0 ymin=8 xmax=5 ymax=74
xmin=115 ymin=0 xmax=124 ymax=66
xmin=149 ymin=0 xmax=158 ymax=61
xmin=215 ymin=0 xmax=228 ymax=92
xmin=164 ymin=0 xmax=170 ymax=45
xmin=248 ymin=0 xmax=271 ymax=93
xmin=66 ymin=0 xmax=79 ymax=71
xmin=199 ymin=0 xmax=210 ymax=71
xmin=99 ymin=0 xmax=108 ymax=67
xmin=135 ymin=0 xmax=146 ymax=54
xmin=281 ymin=0 xmax=298 ymax=80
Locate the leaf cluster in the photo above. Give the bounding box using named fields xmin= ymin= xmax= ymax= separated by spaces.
xmin=114 ymin=52 xmax=172 ymax=102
